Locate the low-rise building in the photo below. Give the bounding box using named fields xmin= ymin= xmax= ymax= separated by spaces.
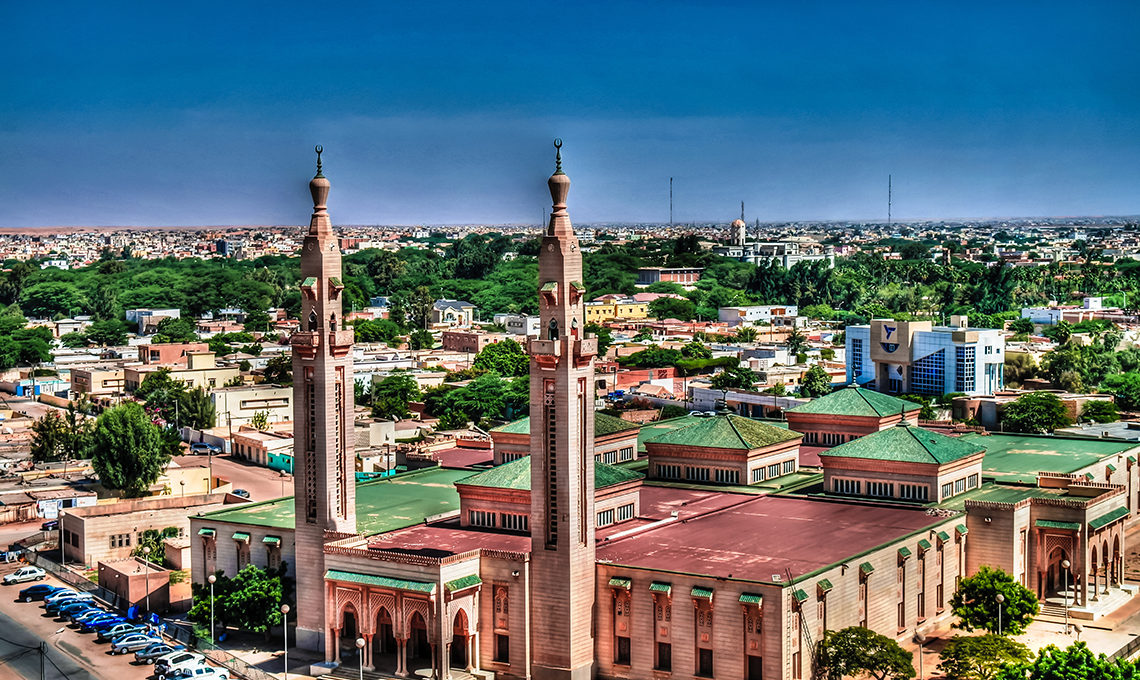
xmin=636 ymin=266 xmax=703 ymax=285
xmin=718 ymin=305 xmax=799 ymax=327
xmin=124 ymin=352 xmax=240 ymax=394
xmin=785 ymin=386 xmax=921 ymax=447
xmin=432 ymin=300 xmax=476 ymax=327
xmin=210 ymin=384 xmax=292 ymax=427
xmin=643 ymin=412 xmax=803 ymax=485
xmin=441 ymin=330 xmax=507 ymax=354
xmin=233 ymin=429 xmax=294 ymax=467
xmin=492 ymin=313 xmax=541 ymax=337
xmin=70 ymin=367 xmax=125 ymax=399
xmin=138 ymin=342 xmax=210 ymax=366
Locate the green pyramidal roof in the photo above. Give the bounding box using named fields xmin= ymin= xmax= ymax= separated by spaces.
xmin=787 ymin=386 xmax=920 ymax=417
xmin=644 ymin=413 xmax=801 ymax=451
xmin=491 ymin=412 xmax=640 ymax=437
xmin=820 ymin=424 xmax=986 ymax=465
xmin=456 ymin=457 xmax=644 ymax=491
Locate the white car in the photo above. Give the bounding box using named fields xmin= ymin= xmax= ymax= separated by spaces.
xmin=3 ymin=566 xmax=46 ymax=584
xmin=167 ymin=666 xmax=229 ymax=679
xmin=155 ymin=651 xmax=205 ymax=680
xmin=43 ymin=588 xmax=79 ymax=605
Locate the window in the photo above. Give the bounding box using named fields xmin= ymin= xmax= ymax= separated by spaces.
xmin=955 ymin=346 xmax=976 ymax=392
xmin=967 ymin=474 xmax=979 ymax=489
xmin=698 ymin=649 xmax=714 ymax=678
xmin=851 ymin=338 xmax=864 ymax=376
xmin=908 ymin=349 xmax=945 ymax=395
xmin=783 ymin=460 xmax=796 ymax=475
xmin=619 ymin=447 xmax=635 ymax=461
xmin=615 ymin=636 xmax=631 ymax=665
xmin=500 ymin=513 xmax=528 ymax=532
xmin=897 ymin=601 xmax=905 ymax=629
xmin=603 ymin=451 xmax=618 ymax=464
xmin=792 ymin=651 xmax=802 ymax=679
xmin=657 ymin=464 xmax=681 ymax=480
xmin=715 ymin=468 xmax=739 ymax=484
xmin=941 ymin=482 xmax=953 ymax=499
xmin=470 ymin=510 xmax=496 ymax=528
xmin=748 ymin=655 xmax=763 ymax=680
xmin=834 ymin=478 xmax=861 ymax=495
xmin=984 ymin=345 xmax=993 ymax=355
xmin=751 ymin=467 xmax=765 ymax=483
xmin=866 ymin=481 xmax=894 ymax=498
xmin=767 ymin=463 xmax=780 ymax=478
xmin=954 ymin=478 xmax=966 ymax=494
xmin=900 ymin=484 xmax=929 ymax=501
xmin=656 ymin=642 xmax=672 ymax=672
xmin=494 ymin=634 xmax=509 ymax=663
xmin=686 ymin=466 xmax=710 ymax=482
xmin=597 ymin=509 xmax=615 ymax=527
xmin=616 ymin=504 xmax=634 ymax=522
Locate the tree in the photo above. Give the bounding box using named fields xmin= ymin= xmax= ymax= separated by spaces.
xmin=734 ymin=326 xmax=758 ymax=342
xmin=681 ymin=341 xmax=712 ymax=359
xmin=90 ymin=402 xmax=175 ymax=497
xmin=1004 ymin=353 xmax=1038 ymax=388
xmin=1080 ymin=400 xmax=1119 ymax=423
xmin=1101 ymin=372 xmax=1140 ymax=411
xmin=899 ymin=394 xmax=936 ymax=420
xmin=86 ymin=319 xmax=129 ymax=346
xmin=801 ymin=304 xmax=837 ymax=321
xmin=1043 ymin=320 xmax=1073 ymax=346
xmin=995 ymin=642 xmax=1137 ymax=680
xmin=250 ymin=410 xmax=269 ymax=431
xmin=950 ymin=565 xmax=1039 ymax=635
xmin=816 ymin=626 xmax=915 ymax=680
xmin=586 ymin=323 xmax=613 ymax=357
xmin=371 ymin=373 xmax=421 ymax=419
xmin=188 ymin=564 xmax=291 ymax=639
xmin=634 ymin=328 xmax=654 ymax=342
xmin=136 ymin=368 xmax=187 ymax=425
xmin=1009 ymin=318 xmax=1034 ymax=335
xmin=938 ymin=635 xmax=1031 ymax=680
xmin=800 ymin=364 xmax=833 ymax=398
xmin=132 ymin=527 xmax=180 ymax=565
xmin=408 ymin=329 xmax=433 ymax=350
xmin=32 ymin=407 xmax=94 ymax=462
xmin=710 ymin=367 xmax=757 ymax=391
xmin=786 ymin=325 xmax=808 ymax=357
xmin=20 ymin=281 xmax=86 ymax=318
xmin=472 ymin=339 xmax=529 ymax=377
xmin=60 ymin=332 xmax=88 ymax=348
xmin=179 ymin=386 xmax=217 ymax=430
xmin=1000 ymin=392 xmax=1072 ymax=434
xmin=151 ymin=316 xmax=198 ymax=343
xmin=763 ymin=382 xmax=787 ymax=396
xmin=649 ymin=297 xmax=695 ymax=321
xmin=243 ymin=309 xmax=271 ymax=333
xmin=262 ymin=354 xmax=293 ymax=386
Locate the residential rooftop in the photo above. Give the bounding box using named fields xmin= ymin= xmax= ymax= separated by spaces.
xmin=642 ymin=413 xmax=801 ymax=451
xmin=786 ymin=386 xmax=920 ymax=418
xmin=959 ymin=432 xmax=1139 ymax=485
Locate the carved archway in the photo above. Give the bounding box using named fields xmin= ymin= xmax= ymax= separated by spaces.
xmin=373 ymin=606 xmax=398 ymax=672
xmin=408 ymin=610 xmax=431 ymax=664
xmin=451 ymin=609 xmax=470 ymax=668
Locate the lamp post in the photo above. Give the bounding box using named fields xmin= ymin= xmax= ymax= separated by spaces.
xmin=142 ymin=546 xmax=151 ymax=614
xmin=913 ymin=631 xmax=926 ymax=680
xmin=207 ymin=574 xmax=216 ymax=644
xmin=180 ymin=480 xmax=185 ymax=497
xmin=1062 ymin=559 xmax=1071 ymax=634
xmin=995 ymin=593 xmax=1005 ymax=636
xmin=355 ymin=637 xmax=366 ymax=680
xmin=280 ymin=603 xmax=290 ymax=680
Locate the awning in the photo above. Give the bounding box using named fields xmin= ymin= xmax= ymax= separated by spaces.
xmin=608 ymin=577 xmax=632 ymax=591
xmin=325 ymin=570 xmax=435 ymax=594
xmin=898 ymin=547 xmax=912 ymax=559
xmin=1128 ymin=456 xmax=1136 ymax=464
xmin=956 ymin=524 xmax=969 ymax=536
xmin=649 ymin=582 xmax=672 ymax=596
xmin=936 ymin=531 xmax=951 ymax=543
xmin=816 ymin=579 xmax=833 ymax=595
xmin=1089 ymin=506 xmax=1129 ymax=531
xmin=739 ymin=593 xmax=762 ymax=605
xmin=793 ymin=589 xmax=809 ymax=604
xmin=1084 ymin=473 xmax=1095 ymax=481
xmin=1035 ymin=520 xmax=1081 ymax=531
xmin=445 ymin=575 xmax=482 ymax=593
xmin=917 ymin=539 xmax=932 ymax=551
xmin=261 ymin=536 xmax=281 ymax=545
xmin=232 ymin=532 xmax=250 ymax=543
xmin=197 ymin=528 xmax=215 ymax=537
xmin=1107 ymin=464 xmax=1117 ymax=473
xmin=691 ymin=586 xmax=714 ymax=600
xmin=859 ymin=562 xmax=875 ymax=576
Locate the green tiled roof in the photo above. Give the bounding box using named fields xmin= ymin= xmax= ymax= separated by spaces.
xmin=859 ymin=562 xmax=875 ymax=575
xmin=691 ymin=586 xmax=714 ymax=600
xmin=457 ymin=457 xmax=643 ymax=491
xmin=816 ymin=579 xmax=833 ymax=594
xmin=649 ymin=582 xmax=672 ymax=595
xmin=491 ymin=413 xmax=639 ymax=438
xmin=197 ymin=528 xmax=215 ymax=537
xmin=1128 ymin=456 xmax=1136 ymax=464
xmin=937 ymin=531 xmax=951 ymax=543
xmin=793 ymin=589 xmax=809 ymax=603
xmin=262 ymin=536 xmax=281 ymax=545
xmin=787 ymin=386 xmax=919 ymax=417
xmin=540 ymin=281 xmax=558 ymax=291
xmin=1107 ymin=464 xmax=1116 ymax=473
xmin=232 ymin=532 xmax=250 ymax=542
xmin=644 ymin=414 xmax=801 ymax=451
xmin=301 ymin=276 xmax=317 ymax=287
xmin=739 ymin=592 xmax=762 ymax=605
xmin=959 ymin=432 xmax=1137 ymax=485
xmin=820 ymin=424 xmax=985 ymax=465
xmin=898 ymin=546 xmax=912 ymax=559
xmin=1035 ymin=520 xmax=1082 ymax=531
xmin=326 ymin=570 xmax=435 ymax=594
xmin=956 ymin=524 xmax=968 ymax=536
xmin=608 ymin=577 xmax=632 ymax=590
xmin=445 ymin=575 xmax=482 ymax=593
xmin=917 ymin=539 xmax=932 ymax=551
xmin=1089 ymin=506 xmax=1129 ymax=530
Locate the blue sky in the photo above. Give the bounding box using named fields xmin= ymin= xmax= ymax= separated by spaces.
xmin=3 ymin=1 xmax=1138 ymax=226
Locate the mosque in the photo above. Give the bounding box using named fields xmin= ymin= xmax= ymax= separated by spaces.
xmin=191 ymin=145 xmax=1136 ymax=680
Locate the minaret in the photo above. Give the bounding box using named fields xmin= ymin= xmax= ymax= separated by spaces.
xmin=291 ymin=146 xmax=357 ymax=652
xmin=529 ymin=140 xmax=597 ymax=680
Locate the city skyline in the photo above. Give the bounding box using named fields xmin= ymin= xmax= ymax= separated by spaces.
xmin=4 ymin=1 xmax=1139 ymax=227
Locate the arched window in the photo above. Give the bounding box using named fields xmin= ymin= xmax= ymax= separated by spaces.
xmin=307 ymin=310 xmax=318 ymax=331
xmin=548 ymin=318 xmax=559 ymax=341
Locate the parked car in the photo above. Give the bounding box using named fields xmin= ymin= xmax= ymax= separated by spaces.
xmin=98 ymin=621 xmax=147 ymax=641
xmin=58 ymin=601 xmax=99 ymax=619
xmin=46 ymin=593 xmax=95 ymax=613
xmin=40 ymin=520 xmax=58 ymax=531
xmin=135 ymin=642 xmax=186 ymax=664
xmin=166 ymin=666 xmax=229 ymax=680
xmin=80 ymin=614 xmax=124 ymax=631
xmin=3 ymin=566 xmax=46 ymax=584
xmin=231 ymin=489 xmax=250 ymax=498
xmin=189 ymin=443 xmax=220 ymax=455
xmin=72 ymin=608 xmax=109 ymax=625
xmin=110 ymin=631 xmax=161 ymax=654
xmin=17 ymin=584 xmax=62 ymax=602
xmin=43 ymin=588 xmax=79 ymax=605
xmin=155 ymin=651 xmax=205 ymax=680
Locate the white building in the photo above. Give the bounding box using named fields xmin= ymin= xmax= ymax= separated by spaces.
xmin=846 ymin=316 xmax=1004 ymax=397
xmin=718 ymin=305 xmax=799 ymax=327
xmin=493 ymin=312 xmax=541 ymax=337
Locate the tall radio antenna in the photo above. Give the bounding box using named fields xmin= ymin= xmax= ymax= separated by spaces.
xmin=669 ymin=177 xmax=674 ymax=227
xmin=888 ymin=174 xmax=892 ymax=228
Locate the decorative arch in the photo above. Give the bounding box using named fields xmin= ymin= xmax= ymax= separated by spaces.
xmin=405 ymin=599 xmax=434 ymax=639
xmin=335 ymin=587 xmax=364 ymax=629
xmin=369 ymin=592 xmax=397 ymax=638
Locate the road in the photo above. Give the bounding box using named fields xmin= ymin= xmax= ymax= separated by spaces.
xmin=171 ymin=453 xmax=294 ymax=502
xmin=0 ymin=563 xmax=148 ymax=680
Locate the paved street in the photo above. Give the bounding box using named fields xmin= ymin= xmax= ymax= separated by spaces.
xmin=172 ymin=453 xmax=294 ymax=502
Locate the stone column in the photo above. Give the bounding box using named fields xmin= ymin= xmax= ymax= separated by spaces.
xmin=325 ymin=625 xmax=336 ymax=664
xmin=364 ymin=633 xmax=374 ymax=671
xmin=467 ymin=633 xmax=476 ymax=672
xmin=395 ymin=637 xmax=408 ymax=678
xmin=1102 ymin=563 xmax=1111 ymax=594
xmin=333 ymin=626 xmax=341 ymax=664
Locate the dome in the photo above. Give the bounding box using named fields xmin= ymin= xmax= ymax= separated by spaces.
xmin=731 ymin=219 xmax=746 ymax=228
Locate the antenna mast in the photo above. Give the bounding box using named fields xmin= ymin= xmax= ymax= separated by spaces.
xmin=669 ymin=177 xmax=674 ymax=227
xmin=888 ymin=174 xmax=892 ymax=228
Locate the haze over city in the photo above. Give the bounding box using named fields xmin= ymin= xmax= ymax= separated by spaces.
xmin=4 ymin=1 xmax=1139 ymax=227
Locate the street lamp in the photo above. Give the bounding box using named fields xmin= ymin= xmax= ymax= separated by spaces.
xmin=1062 ymin=559 xmax=1071 ymax=634
xmin=142 ymin=546 xmax=151 ymax=614
xmin=207 ymin=574 xmax=216 ymax=644
xmin=913 ymin=631 xmax=926 ymax=680
xmin=280 ymin=603 xmax=290 ymax=680
xmin=180 ymin=480 xmax=185 ymax=497
xmin=995 ymin=593 xmax=1005 ymax=635
xmin=355 ymin=637 xmax=366 ymax=680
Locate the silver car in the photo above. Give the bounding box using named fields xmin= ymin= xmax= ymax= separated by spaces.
xmin=110 ymin=632 xmax=161 ymax=654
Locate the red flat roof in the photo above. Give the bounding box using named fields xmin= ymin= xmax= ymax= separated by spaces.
xmin=799 ymin=445 xmax=827 ymax=467
xmin=597 ymin=494 xmax=945 ymax=583
xmin=368 ymin=522 xmax=531 ymax=556
xmin=432 ymin=447 xmax=494 ymax=469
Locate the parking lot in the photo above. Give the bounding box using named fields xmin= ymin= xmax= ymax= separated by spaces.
xmin=0 ymin=561 xmax=225 ymax=679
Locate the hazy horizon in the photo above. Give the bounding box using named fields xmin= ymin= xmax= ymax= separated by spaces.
xmin=5 ymin=1 xmax=1138 ymax=228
